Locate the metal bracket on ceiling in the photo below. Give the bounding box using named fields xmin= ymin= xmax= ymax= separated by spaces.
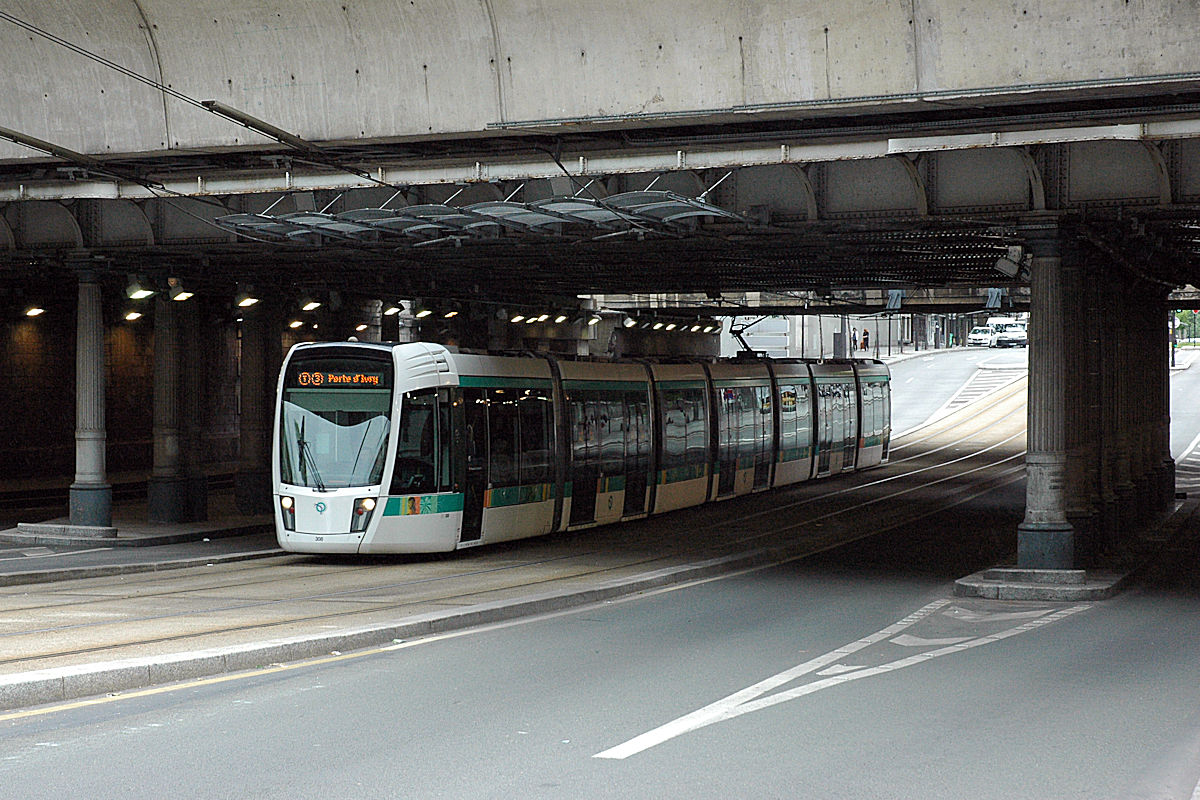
xmin=697 ymin=170 xmax=733 ymax=203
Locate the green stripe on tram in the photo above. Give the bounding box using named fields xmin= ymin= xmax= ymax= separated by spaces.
xmin=658 ymin=463 xmax=708 ymax=484
xmin=597 ymin=475 xmax=626 ymax=493
xmin=487 ymin=483 xmax=556 ymax=508
xmin=384 ymin=493 xmax=465 ymax=516
xmin=563 ymin=379 xmax=648 ymax=392
xmin=778 ymin=446 xmax=811 ymax=462
xmin=459 ymin=376 xmax=553 ymax=389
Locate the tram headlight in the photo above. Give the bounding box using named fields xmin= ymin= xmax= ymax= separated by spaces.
xmin=350 ymin=497 xmax=378 ymax=533
xmin=279 ymin=495 xmax=296 ymax=531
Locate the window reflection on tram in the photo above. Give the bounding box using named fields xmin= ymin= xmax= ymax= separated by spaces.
xmin=390 ymin=388 xmax=457 ymax=495
xmin=279 ymin=357 xmax=393 ymax=489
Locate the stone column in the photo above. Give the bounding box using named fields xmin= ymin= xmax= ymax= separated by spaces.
xmin=1018 ymin=231 xmax=1074 ymax=569
xmin=69 ymin=270 xmax=113 ymax=531
xmin=179 ymin=298 xmax=208 ymax=520
xmin=1097 ymin=265 xmax=1124 ymax=549
xmin=1158 ymin=300 xmax=1176 ymax=509
xmin=1128 ymin=296 xmax=1158 ymax=522
xmin=235 ymin=298 xmax=279 ymax=514
xmin=1063 ymin=253 xmax=1099 ymax=558
xmin=148 ymin=297 xmax=187 ymax=521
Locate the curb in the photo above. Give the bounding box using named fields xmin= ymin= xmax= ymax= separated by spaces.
xmin=0 ymin=547 xmax=285 ymax=588
xmin=0 ymin=522 xmax=272 ymax=549
xmin=954 ymin=496 xmax=1200 ymax=601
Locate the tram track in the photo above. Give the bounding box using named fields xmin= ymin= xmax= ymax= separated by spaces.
xmin=0 ymin=378 xmax=1029 ymax=676
xmin=0 ymin=463 xmax=1030 ymax=672
xmin=1 ymin=422 xmax=1026 ymax=630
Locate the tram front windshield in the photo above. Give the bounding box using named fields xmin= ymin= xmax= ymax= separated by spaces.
xmin=279 ymin=355 xmax=393 ymax=490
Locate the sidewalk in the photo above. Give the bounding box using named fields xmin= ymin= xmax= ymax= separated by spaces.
xmin=2 ymin=497 xmax=271 ymax=549
xmin=0 ymin=486 xmax=276 ymax=586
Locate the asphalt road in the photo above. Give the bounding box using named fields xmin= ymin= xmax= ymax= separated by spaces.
xmin=1171 ymin=349 xmax=1200 ymax=458
xmin=888 ymin=346 xmax=1027 ymax=434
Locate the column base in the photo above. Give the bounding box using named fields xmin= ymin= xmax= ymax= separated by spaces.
xmin=1114 ymin=483 xmax=1137 ymax=537
xmin=186 ymin=474 xmax=209 ymax=522
xmin=148 ymin=476 xmax=189 ymax=523
xmin=1065 ymin=510 xmax=1098 ymax=565
xmin=69 ymin=483 xmax=112 ymax=528
xmin=1017 ymin=522 xmax=1075 ymax=570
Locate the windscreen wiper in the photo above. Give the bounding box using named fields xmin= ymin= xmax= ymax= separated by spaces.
xmin=297 ymin=418 xmax=327 ymax=492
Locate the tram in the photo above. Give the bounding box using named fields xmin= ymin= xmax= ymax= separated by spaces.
xmin=273 ymin=341 xmax=891 ymax=554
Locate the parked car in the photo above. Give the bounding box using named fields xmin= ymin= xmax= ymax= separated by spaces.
xmin=967 ymin=326 xmax=995 ymax=347
xmin=994 ymin=323 xmax=1028 ymax=348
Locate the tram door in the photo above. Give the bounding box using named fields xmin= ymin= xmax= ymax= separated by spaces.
xmin=460 ymin=388 xmax=488 ymax=542
xmin=622 ymin=391 xmax=651 ymax=517
xmin=568 ymin=393 xmax=599 ymax=525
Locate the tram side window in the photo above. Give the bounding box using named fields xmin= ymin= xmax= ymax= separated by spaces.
xmin=661 ymin=386 xmax=708 ymax=469
xmin=625 ymin=392 xmax=652 ymax=468
xmin=754 ymin=384 xmax=773 ymax=458
xmin=868 ymin=383 xmax=882 ymax=440
xmin=859 ymin=383 xmax=874 ymax=444
xmin=568 ymin=389 xmax=636 ymax=478
xmin=717 ymin=385 xmax=770 ymax=465
xmin=841 ymin=382 xmax=858 ymax=460
xmin=391 ymin=389 xmax=438 ymax=495
xmin=518 ymin=387 xmax=553 ymax=485
xmin=778 ymin=384 xmax=798 ymax=456
xmin=597 ymin=397 xmax=626 ymax=477
xmin=795 ymin=383 xmax=812 ymax=453
xmin=488 ymin=389 xmax=520 ymax=488
xmin=569 ymin=393 xmax=596 ymax=471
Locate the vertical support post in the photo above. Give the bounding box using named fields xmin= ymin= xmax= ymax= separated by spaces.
xmin=1097 ymin=264 xmax=1122 ymax=550
xmin=235 ymin=298 xmax=279 ymax=514
xmin=1152 ymin=296 xmax=1175 ymax=510
xmin=1018 ymin=229 xmax=1074 ymax=569
xmin=1063 ymin=253 xmax=1101 ymax=560
xmin=69 ymin=269 xmax=113 ymax=531
xmin=1112 ymin=285 xmax=1138 ymax=534
xmin=148 ymin=297 xmax=187 ymax=521
xmin=179 ymin=297 xmax=208 ymax=520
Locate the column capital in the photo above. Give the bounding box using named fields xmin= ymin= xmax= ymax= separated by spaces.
xmin=1021 ymin=229 xmax=1063 ymax=260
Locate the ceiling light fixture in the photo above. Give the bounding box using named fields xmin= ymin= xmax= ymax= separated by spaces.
xmin=126 ymin=276 xmax=154 ymax=300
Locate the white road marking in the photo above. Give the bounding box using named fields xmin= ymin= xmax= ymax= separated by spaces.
xmin=943 ymin=606 xmax=1056 ymax=623
xmin=594 ymin=601 xmax=1090 ymax=760
xmin=1181 ymin=429 xmax=1200 ymax=462
xmin=890 ymin=634 xmax=974 ymax=647
xmin=814 ymin=664 xmax=865 ymax=676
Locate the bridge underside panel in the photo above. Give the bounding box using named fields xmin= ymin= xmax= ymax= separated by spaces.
xmin=5 ymin=1 xmax=1200 ymax=162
